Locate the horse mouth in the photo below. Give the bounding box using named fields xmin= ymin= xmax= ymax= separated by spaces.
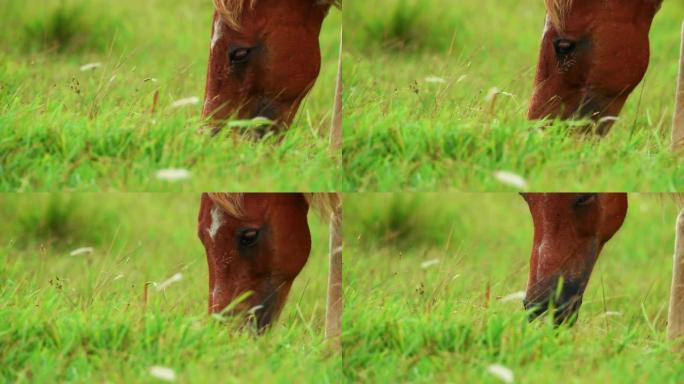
xmin=573 ymin=96 xmax=620 ymax=136
xmin=243 ymin=119 xmax=282 ymax=140
xmin=202 ymin=117 xmax=282 ymax=139
xmin=201 ymin=99 xmax=284 ymax=139
xmin=530 ymin=94 xmax=621 ymax=136
xmin=524 ymin=278 xmax=584 ymax=326
xmin=245 ymin=101 xmax=286 ymax=139
xmin=247 ymin=284 xmax=283 ymax=333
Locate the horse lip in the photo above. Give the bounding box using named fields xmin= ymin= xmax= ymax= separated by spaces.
xmin=245 ymin=100 xmax=283 ymax=139
xmin=552 ymin=295 xmax=583 ymax=325
xmin=200 ymin=117 xmax=279 ymax=139
xmin=249 ymin=118 xmax=278 ymax=140
xmin=524 ymin=278 xmax=584 ymax=326
xmin=250 ymin=285 xmax=280 ymax=333
xmin=524 ymin=295 xmax=584 ymax=325
xmin=201 ymin=122 xmax=224 ymax=137
xmin=252 ymin=99 xmax=281 ymax=123
xmin=576 ymin=98 xmax=603 ymax=120
xmin=523 ymin=297 xmax=548 ymax=322
xmin=574 ymin=96 xmax=619 ymax=135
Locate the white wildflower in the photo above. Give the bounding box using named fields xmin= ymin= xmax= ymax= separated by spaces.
xmin=494 ymin=171 xmax=529 ymax=190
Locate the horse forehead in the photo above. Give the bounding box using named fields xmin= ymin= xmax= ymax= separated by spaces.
xmin=547 ymin=0 xmax=627 ymax=33
xmin=562 ymin=1 xmax=654 ymax=31
xmin=539 ymin=194 xmax=559 ymax=233
xmin=239 ymin=195 xmax=272 ymax=217
xmin=244 ymin=1 xmax=322 ymax=31
xmin=241 ymin=194 xmax=305 ymax=220
xmin=530 ymin=194 xmax=573 ymax=232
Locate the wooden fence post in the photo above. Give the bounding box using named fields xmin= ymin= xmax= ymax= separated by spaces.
xmin=667 ymin=209 xmax=684 ymax=342
xmin=330 ymin=27 xmax=343 ymax=158
xmin=325 ymin=194 xmax=343 ymax=349
xmin=672 ymin=22 xmax=684 ymax=151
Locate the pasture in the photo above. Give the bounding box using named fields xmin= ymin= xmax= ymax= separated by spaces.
xmin=343 ymin=194 xmax=684 ymax=382
xmin=0 ymin=194 xmax=340 ymax=382
xmin=343 ymin=0 xmax=684 ymax=191
xmin=0 ymin=0 xmax=342 ymax=192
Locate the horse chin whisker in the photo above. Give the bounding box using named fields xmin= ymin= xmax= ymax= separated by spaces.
xmin=247 ymin=304 xmax=264 ymax=316
xmin=597 ymin=116 xmax=619 ymax=124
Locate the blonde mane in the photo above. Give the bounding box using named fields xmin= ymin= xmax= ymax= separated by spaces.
xmin=207 ymin=193 xmax=245 ymax=218
xmin=213 ymin=0 xmax=342 ymax=30
xmin=208 ymin=193 xmax=340 ymax=219
xmin=545 ymin=0 xmax=664 ymax=31
xmin=545 ymin=0 xmax=573 ymax=31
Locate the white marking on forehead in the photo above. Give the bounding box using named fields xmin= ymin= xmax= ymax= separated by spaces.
xmin=211 ymin=18 xmax=223 ymax=50
xmin=535 ymin=193 xmax=551 ymax=276
xmin=542 ymin=15 xmax=551 ymax=39
xmin=207 ymin=205 xmax=225 ymax=241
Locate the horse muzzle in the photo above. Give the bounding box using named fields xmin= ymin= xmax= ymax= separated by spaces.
xmin=524 ymin=277 xmax=584 ymax=326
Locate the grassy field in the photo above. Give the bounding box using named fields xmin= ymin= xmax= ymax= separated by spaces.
xmin=343 ymin=0 xmax=684 ymax=191
xmin=343 ymin=194 xmax=684 ymax=382
xmin=0 ymin=0 xmax=342 ymax=192
xmin=0 ymin=194 xmax=340 ymax=382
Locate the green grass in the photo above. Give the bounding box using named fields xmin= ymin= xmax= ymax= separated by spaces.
xmin=343 ymin=194 xmax=684 ymax=382
xmin=343 ymin=0 xmax=684 ymax=191
xmin=4 ymin=193 xmax=684 ymax=382
xmin=0 ymin=194 xmax=340 ymax=382
xmin=0 ymin=0 xmax=342 ymax=192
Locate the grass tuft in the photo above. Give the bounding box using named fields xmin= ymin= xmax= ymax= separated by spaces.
xmin=21 ymin=1 xmax=119 ymax=53
xmin=349 ymin=0 xmax=459 ymax=52
xmin=4 ymin=195 xmax=116 ymax=250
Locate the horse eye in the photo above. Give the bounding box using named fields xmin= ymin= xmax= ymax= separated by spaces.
xmin=229 ymin=47 xmax=252 ymax=64
xmin=553 ymin=38 xmax=576 ymax=56
xmin=574 ymin=193 xmax=597 ymax=207
xmin=238 ymin=228 xmax=260 ymax=247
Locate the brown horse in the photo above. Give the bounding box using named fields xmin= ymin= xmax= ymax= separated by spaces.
xmin=520 ymin=193 xmax=628 ymax=324
xmin=197 ymin=193 xmax=341 ymax=335
xmin=203 ymin=0 xmax=341 ymax=137
xmin=521 ymin=193 xmax=684 ymax=341
xmin=529 ymin=0 xmax=663 ymax=135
